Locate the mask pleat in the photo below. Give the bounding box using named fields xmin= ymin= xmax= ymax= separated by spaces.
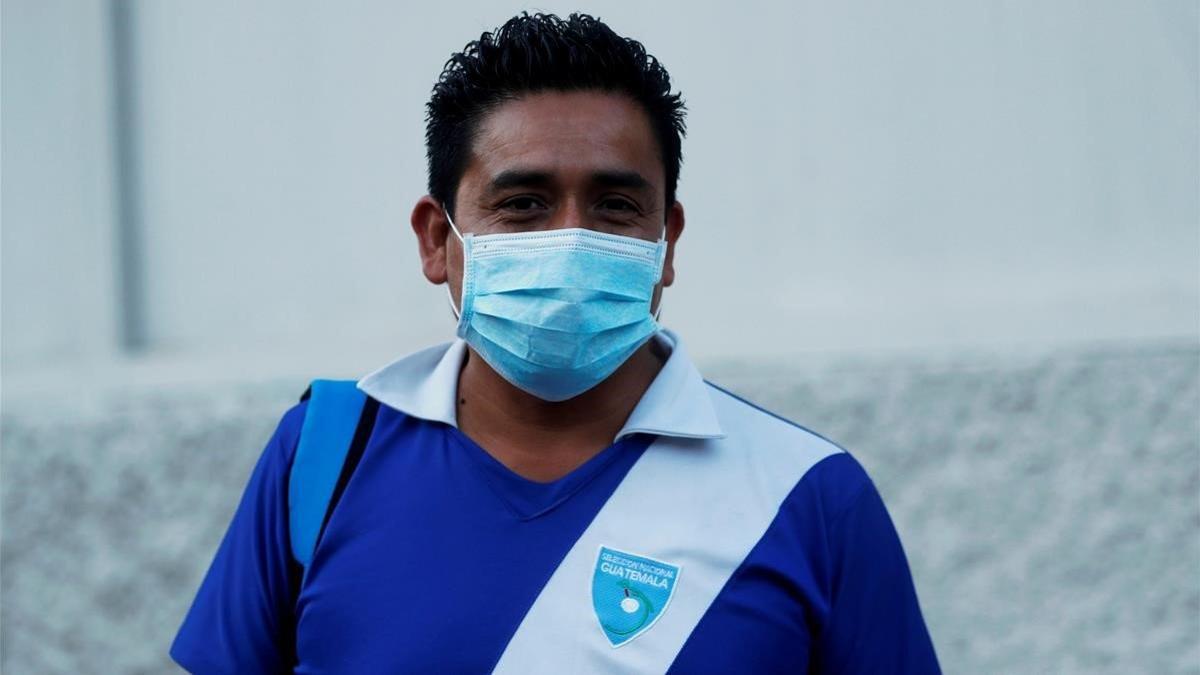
xmin=471 ymin=292 xmax=649 ymax=333
xmin=471 ymin=250 xmax=657 ymax=298
xmin=465 ymin=325 xmax=656 ymax=402
xmin=470 ymin=314 xmax=657 ymax=368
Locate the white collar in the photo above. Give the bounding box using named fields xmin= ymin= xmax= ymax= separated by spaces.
xmin=356 ymin=328 xmax=725 ymax=442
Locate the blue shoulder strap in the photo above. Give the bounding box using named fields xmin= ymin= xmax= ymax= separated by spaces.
xmin=289 ymin=379 xmax=367 ymax=572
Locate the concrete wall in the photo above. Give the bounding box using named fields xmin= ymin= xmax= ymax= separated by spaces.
xmin=2 ymin=342 xmax=1197 ymax=672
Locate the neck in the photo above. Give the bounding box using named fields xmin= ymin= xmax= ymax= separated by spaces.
xmin=454 ymin=337 xmax=669 ymax=480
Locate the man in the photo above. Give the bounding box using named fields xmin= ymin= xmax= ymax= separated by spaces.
xmin=171 ymin=12 xmax=940 ymax=673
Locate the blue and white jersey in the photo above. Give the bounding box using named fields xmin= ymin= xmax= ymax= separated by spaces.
xmin=171 ymin=329 xmax=940 ymax=673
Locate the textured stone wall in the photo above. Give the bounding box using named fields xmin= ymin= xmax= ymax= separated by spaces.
xmin=3 ymin=342 xmax=1197 ymax=673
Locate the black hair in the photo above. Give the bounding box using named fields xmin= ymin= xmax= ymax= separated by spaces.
xmin=425 ymin=12 xmax=687 ymax=218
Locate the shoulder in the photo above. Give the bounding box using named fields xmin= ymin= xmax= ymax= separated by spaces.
xmin=702 ymin=380 xmax=875 ymax=522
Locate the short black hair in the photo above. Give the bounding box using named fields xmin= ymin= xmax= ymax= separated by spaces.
xmin=425 ymin=12 xmax=687 ymax=218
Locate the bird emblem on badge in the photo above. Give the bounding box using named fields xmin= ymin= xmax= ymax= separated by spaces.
xmin=592 ymin=546 xmax=680 ymax=647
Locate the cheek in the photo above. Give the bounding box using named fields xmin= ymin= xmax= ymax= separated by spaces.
xmin=445 ymin=242 xmax=465 ymax=295
xmin=443 ymin=233 xmax=462 ymax=270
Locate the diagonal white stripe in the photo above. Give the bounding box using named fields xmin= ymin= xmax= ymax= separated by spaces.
xmin=492 ymin=387 xmax=842 ymax=674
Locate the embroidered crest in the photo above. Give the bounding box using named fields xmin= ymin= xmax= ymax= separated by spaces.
xmin=592 ymin=546 xmax=681 ymax=647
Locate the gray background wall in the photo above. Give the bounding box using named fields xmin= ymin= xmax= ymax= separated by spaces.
xmin=4 ymin=0 xmax=1197 ymax=374
xmin=3 ymin=0 xmax=1198 ymax=673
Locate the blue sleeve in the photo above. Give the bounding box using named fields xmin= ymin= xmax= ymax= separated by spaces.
xmin=812 ymin=479 xmax=942 ymax=674
xmin=170 ymin=400 xmax=308 ymax=674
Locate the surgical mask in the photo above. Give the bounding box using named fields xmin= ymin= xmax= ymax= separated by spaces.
xmin=445 ymin=208 xmax=667 ymax=402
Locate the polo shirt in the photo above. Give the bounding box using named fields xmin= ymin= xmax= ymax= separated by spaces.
xmin=170 ymin=328 xmax=940 ymax=673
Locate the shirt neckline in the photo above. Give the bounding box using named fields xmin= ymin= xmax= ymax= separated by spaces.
xmin=445 ymin=427 xmax=654 ymax=521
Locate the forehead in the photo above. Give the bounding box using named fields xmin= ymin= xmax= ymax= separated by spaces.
xmin=465 ymin=90 xmax=662 ymax=190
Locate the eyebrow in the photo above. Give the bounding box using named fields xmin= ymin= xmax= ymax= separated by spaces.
xmin=591 ymin=170 xmax=652 ymax=192
xmin=489 ymin=170 xmax=554 ymax=191
xmin=486 ymin=169 xmax=653 ymax=193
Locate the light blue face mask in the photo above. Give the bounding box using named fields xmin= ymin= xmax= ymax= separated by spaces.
xmin=445 ymin=208 xmax=667 ymax=402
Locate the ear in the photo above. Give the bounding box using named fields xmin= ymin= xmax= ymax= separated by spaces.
xmin=660 ymin=200 xmax=685 ymax=288
xmin=411 ymin=195 xmax=453 ymax=285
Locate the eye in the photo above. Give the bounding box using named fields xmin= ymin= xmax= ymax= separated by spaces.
xmin=500 ymin=196 xmax=546 ymax=212
xmin=599 ymin=197 xmax=639 ymax=213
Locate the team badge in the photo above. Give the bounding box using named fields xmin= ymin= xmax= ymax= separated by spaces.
xmin=592 ymin=546 xmax=681 ymax=647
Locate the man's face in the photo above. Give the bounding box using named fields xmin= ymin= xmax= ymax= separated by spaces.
xmin=420 ymin=89 xmax=683 ymax=315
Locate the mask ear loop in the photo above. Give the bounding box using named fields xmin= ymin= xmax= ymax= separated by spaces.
xmin=651 ymin=224 xmax=667 ymax=322
xmin=444 ymin=206 xmax=466 ymax=320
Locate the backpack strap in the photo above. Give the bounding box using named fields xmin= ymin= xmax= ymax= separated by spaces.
xmin=289 ymin=379 xmax=379 ymax=579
